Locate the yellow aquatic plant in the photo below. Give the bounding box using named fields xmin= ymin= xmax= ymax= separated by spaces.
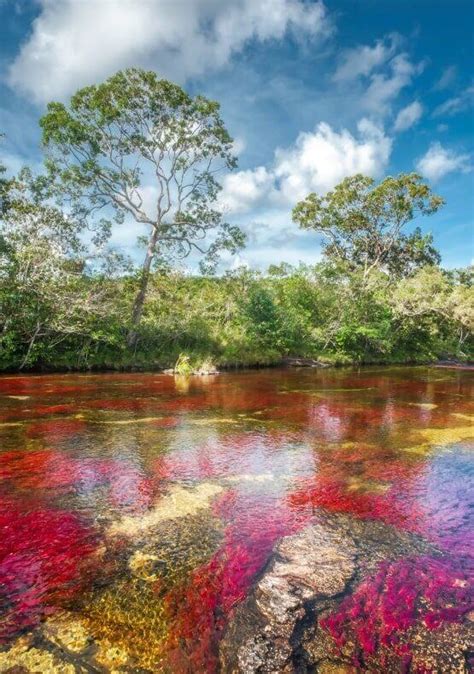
xmin=108 ymin=482 xmax=223 ymax=537
xmin=0 ymin=635 xmax=76 ymax=674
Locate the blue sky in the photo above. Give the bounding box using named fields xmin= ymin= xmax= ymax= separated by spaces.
xmin=1 ymin=0 xmax=473 ymax=269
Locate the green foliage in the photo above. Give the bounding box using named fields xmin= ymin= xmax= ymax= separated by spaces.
xmin=1 ymin=107 xmax=471 ymax=373
xmin=174 ymin=354 xmax=194 ymax=376
xmin=293 ymin=173 xmax=443 ymax=277
xmin=39 ymin=68 xmax=245 ymax=336
xmin=0 ymin=254 xmax=472 ymax=370
xmin=0 ymin=174 xmax=127 ymax=370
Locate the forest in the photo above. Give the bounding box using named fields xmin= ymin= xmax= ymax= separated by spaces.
xmin=1 ymin=68 xmax=472 ymax=372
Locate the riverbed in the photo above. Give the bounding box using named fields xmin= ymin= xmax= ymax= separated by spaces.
xmin=0 ymin=367 xmax=472 ymax=672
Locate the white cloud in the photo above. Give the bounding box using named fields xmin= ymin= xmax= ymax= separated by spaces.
xmin=332 ymin=35 xmax=397 ymax=82
xmin=433 ymin=85 xmax=474 ymax=118
xmin=416 ymin=142 xmax=471 ymax=182
xmin=332 ymin=35 xmax=423 ymax=118
xmin=220 ymin=118 xmax=392 ymax=213
xmin=434 ymin=65 xmax=457 ymax=91
xmin=231 ymin=137 xmax=247 ymax=156
xmin=8 ymin=0 xmax=331 ymax=104
xmin=394 ymin=100 xmax=423 ymax=131
xmin=274 ymin=118 xmax=392 ymax=202
xmin=219 ymin=166 xmax=276 ymax=213
xmin=363 ymin=53 xmax=424 ymax=115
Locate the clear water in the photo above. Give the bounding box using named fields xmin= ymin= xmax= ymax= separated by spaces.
xmin=0 ymin=367 xmax=472 ymax=672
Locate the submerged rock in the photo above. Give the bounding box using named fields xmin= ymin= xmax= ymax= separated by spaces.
xmin=409 ymin=622 xmax=474 ymax=674
xmin=42 ymin=611 xmax=91 ymax=654
xmin=221 ymin=521 xmax=357 ymax=673
xmin=219 ymin=511 xmax=457 ymax=674
xmin=128 ymin=511 xmax=223 ymax=583
xmin=108 ymin=482 xmax=223 ymax=537
xmin=0 ymin=639 xmax=75 ymax=673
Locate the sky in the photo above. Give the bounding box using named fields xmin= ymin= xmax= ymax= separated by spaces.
xmin=0 ymin=0 xmax=473 ymax=270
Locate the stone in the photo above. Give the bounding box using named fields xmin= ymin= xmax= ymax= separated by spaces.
xmin=42 ymin=612 xmax=90 ymax=654
xmin=108 ymin=482 xmax=223 ymax=537
xmin=317 ymin=661 xmax=357 ymax=674
xmin=282 ymin=357 xmax=330 ymax=368
xmin=0 ymin=636 xmax=76 ymax=674
xmin=220 ymin=520 xmax=357 ymax=673
xmin=409 ymin=622 xmax=474 ymax=674
xmin=220 ymin=511 xmax=436 ymax=674
xmin=256 ymin=524 xmax=357 ymax=626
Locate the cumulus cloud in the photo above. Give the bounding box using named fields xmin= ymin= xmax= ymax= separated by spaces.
xmin=274 ymin=118 xmax=391 ymax=201
xmin=8 ymin=0 xmax=331 ymax=104
xmin=394 ymin=100 xmax=423 ymax=131
xmin=219 ymin=118 xmax=392 ymax=213
xmin=416 ymin=142 xmax=471 ymax=182
xmin=219 ymin=166 xmax=276 ymax=214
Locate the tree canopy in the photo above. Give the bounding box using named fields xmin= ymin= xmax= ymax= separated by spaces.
xmin=292 ymin=173 xmax=443 ymax=277
xmin=40 ymin=68 xmax=244 ymax=341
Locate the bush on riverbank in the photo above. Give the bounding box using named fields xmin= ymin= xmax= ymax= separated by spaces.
xmin=1 ymin=259 xmax=472 ymax=371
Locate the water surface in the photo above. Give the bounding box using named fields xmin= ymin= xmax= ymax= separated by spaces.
xmin=0 ymin=367 xmax=472 ymax=671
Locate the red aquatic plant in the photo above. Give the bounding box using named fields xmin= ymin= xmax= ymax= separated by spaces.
xmin=26 ymin=417 xmax=88 ymax=441
xmin=321 ymin=554 xmax=473 ymax=668
xmin=0 ymin=499 xmax=99 ymax=641
xmin=1 ymin=449 xmax=154 ymax=514
xmin=287 ymin=475 xmax=421 ymax=531
xmin=162 ymin=491 xmax=310 ymax=673
xmin=29 ymin=403 xmax=78 ymax=417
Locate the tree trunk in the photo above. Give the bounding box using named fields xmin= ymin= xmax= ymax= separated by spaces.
xmin=127 ymin=228 xmax=158 ymax=348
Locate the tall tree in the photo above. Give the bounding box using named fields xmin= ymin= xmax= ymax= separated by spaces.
xmin=0 ymin=175 xmax=121 ymax=369
xmin=40 ymin=68 xmax=244 ymax=345
xmin=292 ymin=173 xmax=443 ymax=278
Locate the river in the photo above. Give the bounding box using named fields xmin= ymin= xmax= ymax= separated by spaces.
xmin=0 ymin=367 xmax=472 ymax=672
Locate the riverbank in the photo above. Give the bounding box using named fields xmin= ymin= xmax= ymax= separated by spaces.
xmin=1 ymin=354 xmax=471 ymax=376
xmin=2 ymin=263 xmax=472 ymax=375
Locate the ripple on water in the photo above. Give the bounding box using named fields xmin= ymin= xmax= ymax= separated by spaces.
xmin=0 ymin=367 xmax=472 ymax=672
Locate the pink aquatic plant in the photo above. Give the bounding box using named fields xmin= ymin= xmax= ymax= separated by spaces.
xmin=0 ymin=499 xmax=99 ymax=641
xmin=26 ymin=417 xmax=88 ymax=441
xmin=162 ymin=491 xmax=311 ymax=672
xmin=321 ymin=554 xmax=473 ymax=668
xmin=0 ymin=449 xmax=154 ymax=513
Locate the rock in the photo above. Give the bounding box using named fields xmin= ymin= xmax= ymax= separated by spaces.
xmin=0 ymin=635 xmax=76 ymax=674
xmin=127 ymin=511 xmax=223 ymax=583
xmin=282 ymin=357 xmax=330 ymax=368
xmin=93 ymin=639 xmax=131 ymax=670
xmin=409 ymin=622 xmax=474 ymax=674
xmin=317 ymin=661 xmax=357 ymax=674
xmin=220 ymin=519 xmax=358 ymax=674
xmin=220 ymin=512 xmax=435 ymax=674
xmin=42 ymin=611 xmax=91 ymax=654
xmin=108 ymin=482 xmax=223 ymax=538
xmin=256 ymin=525 xmax=357 ymax=624
xmin=433 ymin=360 xmax=474 ymax=370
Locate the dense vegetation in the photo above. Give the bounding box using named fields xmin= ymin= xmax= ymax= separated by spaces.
xmin=0 ymin=69 xmax=472 ymax=372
